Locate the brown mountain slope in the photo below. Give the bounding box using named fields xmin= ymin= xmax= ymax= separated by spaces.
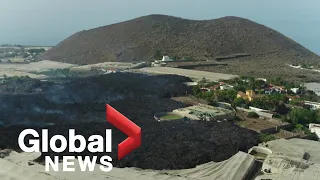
xmin=40 ymin=14 xmax=320 ymax=80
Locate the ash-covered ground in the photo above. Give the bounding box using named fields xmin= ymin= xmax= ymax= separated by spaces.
xmin=0 ymin=73 xmax=259 ymax=170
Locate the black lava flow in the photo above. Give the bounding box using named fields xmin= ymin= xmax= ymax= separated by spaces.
xmin=0 ymin=73 xmax=260 ymax=170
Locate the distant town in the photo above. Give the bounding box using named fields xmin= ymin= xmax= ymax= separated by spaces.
xmin=0 ymin=44 xmax=51 ymax=63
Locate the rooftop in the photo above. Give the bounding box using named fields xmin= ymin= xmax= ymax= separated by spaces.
xmin=255 ymin=138 xmax=320 ymax=180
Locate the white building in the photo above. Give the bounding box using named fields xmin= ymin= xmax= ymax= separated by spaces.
xmin=304 ymin=101 xmax=320 ymax=110
xmin=154 ymin=56 xmax=174 ymax=64
xmin=291 ymin=88 xmax=301 ymax=94
xmin=309 ymin=123 xmax=320 ymax=140
xmin=161 ymin=56 xmax=173 ymax=62
xmin=249 ymin=106 xmax=275 ymax=119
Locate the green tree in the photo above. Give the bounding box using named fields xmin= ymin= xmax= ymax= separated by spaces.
xmin=301 ymin=63 xmax=307 ymax=68
xmin=201 ymin=91 xmax=214 ymax=100
xmin=154 ymin=50 xmax=162 ymax=60
xmin=234 ymin=85 xmax=246 ymax=92
xmin=294 ymin=124 xmax=305 ymax=132
xmin=185 ymin=56 xmax=195 ymax=61
xmin=286 ymin=108 xmax=318 ymax=125
xmin=171 ymin=55 xmax=179 ymax=61
xmin=275 ymin=103 xmax=290 ymax=115
xmin=232 ymin=97 xmax=246 ymax=108
xmin=192 ymin=86 xmax=201 ymax=95
xmin=198 ymin=78 xmax=207 ymax=87
xmin=215 ymin=89 xmax=237 ymax=103
xmin=208 ymin=99 xmax=218 ymax=106
xmin=316 ymin=110 xmax=320 ymax=123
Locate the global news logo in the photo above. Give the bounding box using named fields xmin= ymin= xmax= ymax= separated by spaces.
xmin=17 ymin=104 xmax=141 ymax=172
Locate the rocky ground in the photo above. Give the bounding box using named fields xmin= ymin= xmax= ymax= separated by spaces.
xmin=0 ymin=73 xmax=260 ymax=170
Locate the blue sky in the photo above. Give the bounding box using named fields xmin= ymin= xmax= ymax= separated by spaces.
xmin=0 ymin=0 xmax=319 ymax=54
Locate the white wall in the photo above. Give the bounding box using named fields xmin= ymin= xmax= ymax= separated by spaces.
xmin=304 ymin=102 xmax=320 ymax=110
xmin=249 ymin=106 xmax=265 ymax=112
xmin=309 ymin=124 xmax=320 ymax=139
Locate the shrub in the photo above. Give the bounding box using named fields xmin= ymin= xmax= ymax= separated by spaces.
xmin=232 ymin=97 xmax=246 ymax=107
xmin=247 ymin=111 xmax=259 ymax=118
xmin=273 ymin=114 xmax=282 ymax=119
xmin=293 ymin=124 xmax=319 ymax=140
xmin=306 ymin=133 xmax=319 ymax=141
xmin=260 ymin=133 xmax=276 ymax=143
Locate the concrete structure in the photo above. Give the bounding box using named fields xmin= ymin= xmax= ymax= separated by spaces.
xmin=304 ymin=82 xmax=320 ymax=96
xmin=248 ymin=106 xmax=275 ymax=119
xmin=155 ymin=56 xmax=173 ymax=62
xmin=254 ymin=138 xmax=320 ymax=180
xmin=248 ymin=146 xmax=272 ymax=161
xmin=304 ymin=101 xmax=320 ymax=110
xmin=309 ymin=123 xmax=320 ymax=140
xmin=237 ymin=90 xmax=265 ymax=101
xmin=0 ymin=150 xmax=256 ymax=180
xmin=138 ymin=67 xmax=238 ymax=81
xmin=249 ymin=106 xmax=265 ymax=112
xmin=173 ymin=104 xmax=235 ymax=121
xmin=2 ymin=138 xmax=320 ymax=180
xmin=162 ymin=56 xmax=172 ymax=62
xmin=249 ymin=146 xmax=272 ymax=156
xmin=256 ymin=111 xmax=274 ymax=119
xmin=236 ymin=107 xmax=292 ymax=133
